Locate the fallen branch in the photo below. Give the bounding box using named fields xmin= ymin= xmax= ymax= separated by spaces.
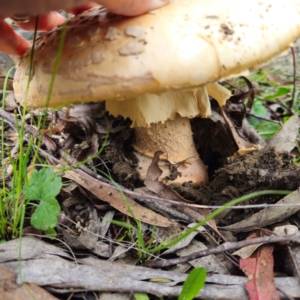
xmin=144 ymin=232 xmax=300 ymax=268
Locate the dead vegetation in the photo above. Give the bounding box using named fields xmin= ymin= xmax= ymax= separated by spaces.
xmin=1 ymin=32 xmax=300 ymax=300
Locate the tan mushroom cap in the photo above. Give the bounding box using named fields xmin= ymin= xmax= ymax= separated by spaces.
xmin=107 ymin=83 xmax=231 ymax=127
xmin=13 ymin=0 xmax=300 ymax=108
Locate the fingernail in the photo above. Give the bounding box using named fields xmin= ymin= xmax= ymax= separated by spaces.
xmin=106 ymin=0 xmax=172 ymax=16
xmin=146 ymin=0 xmax=172 ymax=12
xmin=11 ymin=14 xmax=32 ymax=23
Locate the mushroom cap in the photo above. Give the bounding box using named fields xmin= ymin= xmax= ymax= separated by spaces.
xmin=107 ymin=83 xmax=231 ymax=127
xmin=14 ymin=0 xmax=300 ymax=108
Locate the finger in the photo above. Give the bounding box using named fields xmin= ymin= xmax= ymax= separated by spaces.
xmin=15 ymin=11 xmax=66 ymax=31
xmin=0 ymin=0 xmax=92 ymax=17
xmin=96 ymin=0 xmax=170 ymax=16
xmin=0 ymin=0 xmax=170 ymax=18
xmin=70 ymin=3 xmax=99 ymax=15
xmin=0 ymin=20 xmax=31 ymax=55
xmin=13 ymin=5 xmax=100 ymax=32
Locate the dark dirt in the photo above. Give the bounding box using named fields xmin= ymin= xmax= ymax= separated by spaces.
xmin=108 ymin=113 xmax=300 ymax=227
xmin=173 ymin=147 xmax=300 ymax=225
xmin=101 ymin=125 xmax=142 ymax=189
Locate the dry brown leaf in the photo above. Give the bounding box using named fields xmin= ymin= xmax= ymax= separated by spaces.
xmin=69 ymin=102 xmax=105 ymax=119
xmin=63 ymin=169 xmax=176 ymax=227
xmin=240 ymin=244 xmax=279 ymax=300
xmin=144 ymin=151 xmax=191 ymax=203
xmin=0 ymin=265 xmax=58 ymax=300
xmin=176 ymin=240 xmax=229 ymax=274
xmin=233 ymin=231 xmax=264 ymax=259
xmin=188 ymin=206 xmax=227 ymax=240
xmin=144 ymin=152 xmax=222 ymax=236
xmin=272 ymin=225 xmax=300 ymax=278
xmin=42 ymin=121 xmax=65 ymax=135
xmin=222 ymin=190 xmax=300 ymax=232
xmin=267 ymin=115 xmax=300 ymax=152
xmin=220 ymin=105 xmax=258 ymax=154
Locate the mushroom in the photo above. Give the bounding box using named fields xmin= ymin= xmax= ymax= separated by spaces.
xmin=13 ymin=0 xmax=300 ymax=184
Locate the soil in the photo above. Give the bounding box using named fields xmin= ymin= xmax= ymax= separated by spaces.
xmin=107 ymin=114 xmax=300 ymax=227
xmin=101 ymin=125 xmax=142 ymax=189
xmin=174 ymin=147 xmax=299 ymax=225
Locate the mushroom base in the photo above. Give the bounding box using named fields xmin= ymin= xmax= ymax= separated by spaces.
xmin=134 ymin=151 xmax=208 ymax=184
xmin=133 ymin=116 xmax=208 ymax=184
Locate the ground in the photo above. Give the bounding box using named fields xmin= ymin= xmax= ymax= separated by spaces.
xmin=0 ymin=35 xmax=300 ymax=300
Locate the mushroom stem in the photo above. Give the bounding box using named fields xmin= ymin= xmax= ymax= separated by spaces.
xmin=133 ymin=115 xmax=208 ymax=184
xmin=106 ymin=85 xmax=231 ymax=185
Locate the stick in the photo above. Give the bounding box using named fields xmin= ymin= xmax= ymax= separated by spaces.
xmin=144 ymin=232 xmax=300 ymax=268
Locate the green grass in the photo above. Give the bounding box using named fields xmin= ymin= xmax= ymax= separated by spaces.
xmin=0 ymin=18 xmax=68 ymax=240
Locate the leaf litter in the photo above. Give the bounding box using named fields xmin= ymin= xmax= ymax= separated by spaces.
xmin=1 ymin=39 xmax=300 ymax=299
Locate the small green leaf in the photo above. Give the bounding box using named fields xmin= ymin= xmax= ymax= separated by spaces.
xmin=264 ymin=87 xmax=290 ymax=100
xmin=134 ymin=293 xmax=150 ymax=300
xmin=24 ymin=168 xmax=62 ymax=231
xmin=249 ymin=71 xmax=268 ymax=83
xmin=179 ymin=267 xmax=206 ymax=300
xmin=24 ymin=168 xmax=62 ymax=201
xmin=252 ymin=101 xmax=268 ymax=117
xmin=44 ymin=227 xmax=57 ymax=239
xmin=31 ymin=197 xmax=60 ymax=230
xmin=254 ymin=121 xmax=281 ymax=140
xmin=249 ymin=101 xmax=269 ymax=126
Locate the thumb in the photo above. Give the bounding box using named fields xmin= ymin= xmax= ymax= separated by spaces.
xmin=97 ymin=0 xmax=171 ymax=16
xmin=0 ymin=21 xmax=30 ymax=55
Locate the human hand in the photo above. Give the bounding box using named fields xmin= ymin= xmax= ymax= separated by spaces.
xmin=0 ymin=0 xmax=170 ymax=55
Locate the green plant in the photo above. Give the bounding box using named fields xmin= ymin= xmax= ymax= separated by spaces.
xmin=0 ymin=68 xmax=14 ymax=239
xmin=229 ymin=66 xmax=300 ymax=140
xmin=0 ymin=163 xmax=62 ymax=239
xmin=253 ymin=121 xmax=281 ymax=140
xmin=24 ymin=168 xmax=62 ymax=235
xmin=149 ymin=190 xmax=290 ymax=255
xmin=106 ymin=190 xmax=290 ymax=264
xmin=179 ymin=267 xmax=206 ymax=300
xmin=0 ymin=18 xmax=67 ymax=240
xmin=134 ymin=293 xmax=150 ymax=300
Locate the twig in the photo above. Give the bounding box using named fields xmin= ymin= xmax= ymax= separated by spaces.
xmin=59 ymin=150 xmax=194 ymax=223
xmin=220 ymin=80 xmax=244 ymax=93
xmin=247 ymin=113 xmax=281 ymax=124
xmin=290 ymin=47 xmax=297 ymax=112
xmin=275 ymin=99 xmax=293 ymax=116
xmin=0 ymin=108 xmax=38 ymax=136
xmin=287 ymin=245 xmax=300 ymax=282
xmin=144 ymin=232 xmax=300 ymax=268
xmin=277 ymin=286 xmax=295 ymax=300
xmin=0 ymin=107 xmax=56 ymax=151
